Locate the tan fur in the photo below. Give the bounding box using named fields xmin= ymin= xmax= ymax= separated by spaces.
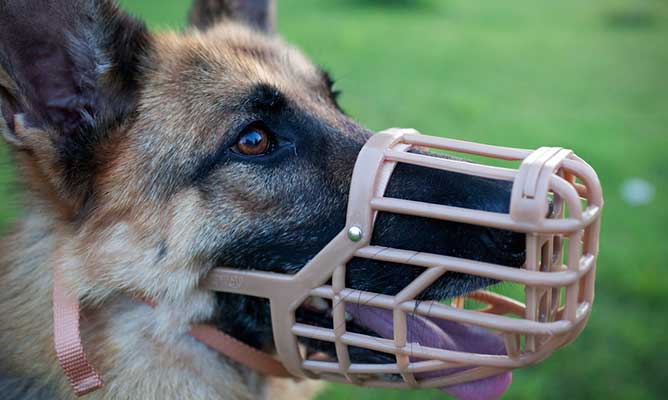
xmin=0 ymin=13 xmax=330 ymax=400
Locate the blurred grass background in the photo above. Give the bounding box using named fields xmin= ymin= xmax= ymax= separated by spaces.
xmin=2 ymin=0 xmax=667 ymax=398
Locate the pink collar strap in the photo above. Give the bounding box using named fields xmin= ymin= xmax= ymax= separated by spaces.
xmin=52 ymin=268 xmax=104 ymax=396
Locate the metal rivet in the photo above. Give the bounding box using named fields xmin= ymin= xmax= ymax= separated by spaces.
xmin=347 ymin=226 xmax=363 ymax=242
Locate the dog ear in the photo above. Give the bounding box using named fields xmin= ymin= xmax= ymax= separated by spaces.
xmin=0 ymin=0 xmax=151 ymax=209
xmin=188 ymin=0 xmax=276 ymax=33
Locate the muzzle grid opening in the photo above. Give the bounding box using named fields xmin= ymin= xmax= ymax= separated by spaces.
xmin=203 ymin=128 xmax=603 ymax=390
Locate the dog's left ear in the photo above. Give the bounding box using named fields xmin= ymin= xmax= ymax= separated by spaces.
xmin=0 ymin=0 xmax=151 ymax=211
xmin=188 ymin=0 xmax=276 ymax=33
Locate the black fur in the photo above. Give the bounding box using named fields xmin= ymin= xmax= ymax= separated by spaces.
xmin=319 ymin=69 xmax=344 ymax=111
xmin=247 ymin=84 xmax=287 ymax=112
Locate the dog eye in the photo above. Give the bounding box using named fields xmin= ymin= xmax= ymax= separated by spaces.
xmin=233 ymin=123 xmax=273 ymax=156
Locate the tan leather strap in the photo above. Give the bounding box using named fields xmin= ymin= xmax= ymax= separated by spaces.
xmin=142 ymin=299 xmax=294 ymax=379
xmin=190 ymin=324 xmax=293 ymax=378
xmin=52 ymin=269 xmax=104 ymax=396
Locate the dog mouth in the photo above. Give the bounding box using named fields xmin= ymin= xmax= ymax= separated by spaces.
xmin=299 ymin=296 xmax=512 ymax=400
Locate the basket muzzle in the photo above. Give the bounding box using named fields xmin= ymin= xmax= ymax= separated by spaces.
xmin=203 ymin=128 xmax=603 ymax=393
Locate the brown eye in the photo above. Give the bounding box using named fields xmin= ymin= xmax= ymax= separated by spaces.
xmin=234 ymin=124 xmax=272 ymax=156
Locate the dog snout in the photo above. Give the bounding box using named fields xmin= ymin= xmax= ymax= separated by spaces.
xmin=377 ymin=162 xmax=526 ymax=268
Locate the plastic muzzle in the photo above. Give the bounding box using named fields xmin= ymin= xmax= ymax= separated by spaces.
xmin=203 ymin=128 xmax=603 ymax=389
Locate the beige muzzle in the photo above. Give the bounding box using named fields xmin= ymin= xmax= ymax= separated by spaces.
xmin=203 ymin=128 xmax=603 ymax=389
xmin=53 ymin=128 xmax=602 ymax=396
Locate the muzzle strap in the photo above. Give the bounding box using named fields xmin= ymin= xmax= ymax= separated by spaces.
xmin=52 ymin=268 xmax=104 ymax=396
xmin=190 ymin=324 xmax=293 ymax=378
xmin=140 ymin=298 xmax=293 ymax=378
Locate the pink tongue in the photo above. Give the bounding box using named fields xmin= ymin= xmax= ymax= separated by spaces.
xmin=345 ymin=304 xmax=512 ymax=400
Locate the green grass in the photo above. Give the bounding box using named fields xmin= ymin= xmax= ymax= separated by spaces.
xmin=4 ymin=0 xmax=668 ymax=398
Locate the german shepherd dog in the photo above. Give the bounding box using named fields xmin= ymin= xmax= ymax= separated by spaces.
xmin=0 ymin=1 xmax=525 ymax=399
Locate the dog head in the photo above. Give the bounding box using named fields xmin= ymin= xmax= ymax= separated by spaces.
xmin=0 ymin=0 xmax=524 ymax=367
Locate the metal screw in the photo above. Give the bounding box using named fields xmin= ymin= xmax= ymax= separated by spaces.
xmin=347 ymin=226 xmax=363 ymax=242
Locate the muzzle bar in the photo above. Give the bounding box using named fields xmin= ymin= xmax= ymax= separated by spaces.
xmin=203 ymin=128 xmax=603 ymax=389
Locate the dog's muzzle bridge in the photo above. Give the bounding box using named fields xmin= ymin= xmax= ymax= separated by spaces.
xmin=52 ymin=128 xmax=603 ymax=397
